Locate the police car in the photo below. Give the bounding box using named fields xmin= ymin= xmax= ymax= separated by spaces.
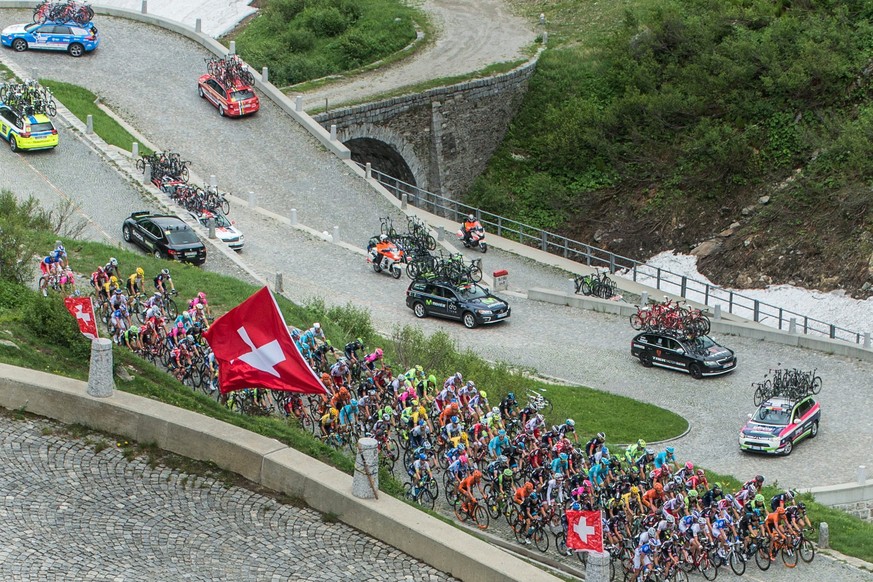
xmin=0 ymin=103 xmax=58 ymax=151
xmin=406 ymin=279 xmax=510 ymax=328
xmin=631 ymin=330 xmax=736 ymax=379
xmin=739 ymin=395 xmax=820 ymax=456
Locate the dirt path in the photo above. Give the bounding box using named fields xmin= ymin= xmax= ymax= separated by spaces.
xmin=295 ymin=0 xmax=537 ymax=111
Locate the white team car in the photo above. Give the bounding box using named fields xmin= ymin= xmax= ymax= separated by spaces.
xmin=190 ymin=209 xmax=244 ymax=250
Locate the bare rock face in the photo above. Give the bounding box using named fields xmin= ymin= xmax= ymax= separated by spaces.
xmin=690 ymin=238 xmax=722 ymax=259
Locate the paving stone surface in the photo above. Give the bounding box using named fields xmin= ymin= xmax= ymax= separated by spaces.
xmin=0 ymin=414 xmax=457 ymax=582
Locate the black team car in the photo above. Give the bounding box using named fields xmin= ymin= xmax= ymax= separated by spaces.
xmin=122 ymin=211 xmax=207 ymax=265
xmin=406 ymin=279 xmax=510 ymax=328
xmin=631 ymin=330 xmax=736 ymax=379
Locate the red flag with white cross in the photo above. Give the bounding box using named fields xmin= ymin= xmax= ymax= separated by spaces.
xmin=202 ymin=287 xmax=328 ymax=395
xmin=63 ymin=296 xmax=99 ymax=340
xmin=565 ymin=510 xmax=603 ymax=553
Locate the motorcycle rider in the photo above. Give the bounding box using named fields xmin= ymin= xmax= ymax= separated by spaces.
xmin=373 ymin=234 xmax=401 ymax=270
xmin=460 ymin=214 xmax=482 ymax=246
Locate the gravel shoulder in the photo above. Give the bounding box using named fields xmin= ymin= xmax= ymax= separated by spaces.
xmin=296 ymin=0 xmax=538 ymax=110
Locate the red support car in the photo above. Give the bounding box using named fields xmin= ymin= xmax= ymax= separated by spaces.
xmin=197 ymin=74 xmax=259 ymax=118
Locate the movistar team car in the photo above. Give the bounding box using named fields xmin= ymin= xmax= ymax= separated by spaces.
xmin=739 ymin=395 xmax=820 ymax=456
xmin=122 ymin=211 xmax=207 ymax=265
xmin=631 ymin=330 xmax=737 ymax=379
xmin=406 ymin=279 xmax=510 ymax=328
xmin=0 ymin=103 xmax=58 ymax=151
xmin=1 ymin=21 xmax=99 ymax=57
xmin=189 ymin=209 xmax=244 ymax=250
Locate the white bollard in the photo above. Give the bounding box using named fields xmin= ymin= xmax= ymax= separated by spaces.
xmin=248 ymin=191 xmax=256 ymax=208
xmin=640 ymin=291 xmax=648 ymax=306
xmin=131 ymin=142 xmax=139 ymax=159
xmin=229 ymin=40 xmax=236 ymax=54
xmin=274 ymin=272 xmax=284 ymax=293
xmin=567 ymin=278 xmax=576 ymax=296
xmin=859 ymin=465 xmax=868 ymax=484
xmin=352 ymin=437 xmax=379 ymax=499
xmin=332 ymin=226 xmax=340 ymax=243
xmin=365 ymin=162 xmax=372 ymax=179
xmin=209 ymin=174 xmax=217 ymax=188
xmin=87 ymin=338 xmax=115 ymax=398
xmin=713 ymin=304 xmax=722 ymax=320
xmin=207 ymin=216 xmax=216 ymax=239
xmin=261 ymin=67 xmax=269 ymax=84
xmin=295 ymin=95 xmax=303 ymax=112
xmin=865 ymin=332 xmax=871 ymax=350
xmin=86 ymin=114 xmax=93 ymax=134
xmin=819 ymin=522 xmax=829 ymax=549
xmin=586 ymin=552 xmax=610 ymax=582
xmin=437 ymin=225 xmax=444 ymax=241
xmin=330 ymin=124 xmax=337 ymax=141
xmin=195 ymin=18 xmax=201 ymax=33
xmin=401 ymin=193 xmax=408 ymax=209
xmin=789 ymin=317 xmax=797 ymax=334
xmin=141 ymin=0 xmax=147 ymax=14
xmin=143 ymin=162 xmax=152 ymax=185
xmin=290 ymin=209 xmax=298 ymax=226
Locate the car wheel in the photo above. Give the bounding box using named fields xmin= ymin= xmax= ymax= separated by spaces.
xmin=413 ymin=302 xmax=427 ymax=319
xmin=68 ymin=43 xmax=84 ymax=57
xmin=198 ymin=85 xmax=205 ymax=98
xmin=810 ymin=421 xmax=819 ymax=438
xmin=122 ymin=225 xmax=132 ymax=242
xmin=9 ymin=136 xmax=18 ymax=152
xmin=640 ymin=352 xmax=653 ymax=368
xmin=462 ymin=312 xmax=477 ymax=329
xmin=218 ymin=105 xmax=225 ymax=117
xmin=689 ymin=363 xmax=703 ymax=380
xmin=153 ymin=250 xmax=163 ymax=260
xmin=12 ymin=39 xmax=27 ymax=52
xmin=782 ymin=440 xmax=793 ymax=456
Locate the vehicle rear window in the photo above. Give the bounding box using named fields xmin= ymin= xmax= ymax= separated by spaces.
xmin=30 ymin=122 xmax=54 ymax=133
xmin=165 ymin=229 xmax=200 ymax=245
xmin=231 ymin=89 xmax=255 ymax=101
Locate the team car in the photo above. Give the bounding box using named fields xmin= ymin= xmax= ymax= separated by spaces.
xmin=739 ymin=395 xmax=820 ymax=456
xmin=406 ymin=279 xmax=510 ymax=328
xmin=122 ymin=211 xmax=207 ymax=265
xmin=0 ymin=103 xmax=58 ymax=151
xmin=631 ymin=330 xmax=737 ymax=379
xmin=189 ymin=209 xmax=244 ymax=251
xmin=1 ymin=21 xmax=99 ymax=57
xmin=197 ymin=74 xmax=259 ymax=117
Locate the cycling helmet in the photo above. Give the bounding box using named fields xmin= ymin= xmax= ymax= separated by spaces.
xmin=176 ymin=321 xmax=184 ymax=329
xmin=109 ymin=257 xmax=118 ymax=266
xmin=645 ymin=448 xmax=654 ymax=456
xmin=688 ymin=489 xmax=699 ymax=498
xmin=797 ymin=502 xmax=806 ymax=511
xmin=114 ymin=289 xmax=122 ymax=295
xmin=596 ymin=431 xmax=605 ymax=440
xmin=451 ymin=415 xmax=459 ymax=423
xmin=654 ymin=483 xmax=664 ymax=493
xmin=725 ymin=494 xmax=735 ymax=503
xmin=313 ymin=322 xmax=321 ymax=330
xmin=382 ymin=413 xmax=391 ymax=421
xmin=524 ymin=482 xmax=534 ymax=492
xmin=697 ymin=517 xmax=707 ymax=525
xmin=566 ymin=419 xmax=575 ymax=427
xmin=755 ymin=475 xmax=764 ymax=484
xmin=641 ymin=544 xmax=651 ymax=555
xmin=467 ymin=213 xmax=475 ymax=221
xmin=631 ymin=486 xmax=640 ymax=494
xmin=198 ymin=292 xmax=206 ymax=301
xmin=196 ymin=303 xmax=204 ymax=311
xmin=665 ymin=513 xmax=676 ymax=525
xmin=136 ymin=267 xmax=144 ymax=276
xmin=459 ymin=454 xmax=468 ymax=464
xmin=696 ymin=469 xmax=705 ymax=477
xmin=350 ymin=399 xmax=358 ymax=407
xmin=473 ymin=470 xmax=482 ymax=479
xmin=536 ymin=413 xmax=544 ymax=422
xmin=647 ymin=527 xmax=656 ymax=539
xmin=665 ymin=446 xmax=675 ymax=455
xmin=498 ymin=429 xmax=506 ymax=437
xmin=110 ymin=276 xmax=118 ymax=283
xmin=423 ymin=441 xmax=432 ymax=450
xmin=161 ymin=268 xmax=170 ymax=276
xmin=113 ymin=309 xmax=122 ymax=318
xmin=507 ymin=392 xmax=516 ymax=401
xmin=754 ymin=494 xmax=764 ymax=503
xmin=418 ymin=453 xmax=427 ymax=460
xmin=457 ymin=443 xmax=466 ymax=451
xmin=675 ymin=493 xmax=684 ymax=504
xmin=776 ymin=506 xmax=786 ymax=515
xmin=685 ymin=462 xmax=694 ymax=471
xmin=637 ymin=439 xmax=646 ymax=449
xmin=529 ymin=491 xmax=539 ymax=500
xmin=492 ymin=406 xmax=500 ymax=414
xmin=479 ymin=391 xmax=487 ymax=399
xmin=571 ymin=502 xmax=581 ymax=510
xmin=379 ymin=234 xmax=387 ymax=242
xmin=559 ymin=453 xmax=568 ymax=461
xmin=428 ymin=374 xmax=437 ymax=384
xmin=601 ymin=447 xmax=610 ymax=457
xmin=418 ymin=419 xmax=426 ymax=426
xmin=454 ymin=372 xmax=463 ymax=381
xmin=329 ymin=407 xmax=338 ymax=415
xmin=503 ymin=468 xmax=513 ymax=477
xmin=788 ymin=488 xmax=798 ymax=499
xmin=375 ymin=348 xmax=383 ymax=357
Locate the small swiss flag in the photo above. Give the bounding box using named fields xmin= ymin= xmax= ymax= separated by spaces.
xmin=202 ymin=287 xmax=328 ymax=395
xmin=566 ymin=510 xmax=604 ymax=553
xmin=63 ymin=296 xmax=99 ymax=340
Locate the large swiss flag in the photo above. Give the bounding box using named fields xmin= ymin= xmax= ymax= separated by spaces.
xmin=202 ymin=287 xmax=328 ymax=395
xmin=566 ymin=510 xmax=604 ymax=553
xmin=63 ymin=296 xmax=98 ymax=340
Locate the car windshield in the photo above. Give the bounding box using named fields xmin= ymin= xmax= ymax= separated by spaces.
xmin=231 ymin=89 xmax=255 ymax=101
xmin=24 ymin=22 xmax=41 ymax=32
xmin=753 ymin=405 xmax=791 ymax=426
xmin=165 ymin=229 xmax=200 ymax=245
xmin=456 ymin=285 xmax=489 ymax=300
xmin=201 ymin=213 xmax=231 ymax=228
xmin=687 ymin=336 xmax=716 ymax=354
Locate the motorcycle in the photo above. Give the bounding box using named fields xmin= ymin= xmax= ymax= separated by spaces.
xmin=457 ymin=225 xmax=487 ymax=253
xmin=368 ymin=242 xmax=405 ymax=279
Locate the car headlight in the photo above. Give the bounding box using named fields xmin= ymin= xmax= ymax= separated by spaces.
xmin=477 ymin=309 xmax=492 ymax=315
xmin=704 ymin=360 xmax=719 ymax=367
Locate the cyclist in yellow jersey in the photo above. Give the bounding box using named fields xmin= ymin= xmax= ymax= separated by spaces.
xmin=622 ymin=485 xmax=643 ymax=518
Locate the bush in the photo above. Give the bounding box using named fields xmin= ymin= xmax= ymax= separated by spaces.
xmin=24 ymin=294 xmax=90 ymax=360
xmin=0 ymin=190 xmax=53 ymax=286
xmin=0 ymin=279 xmax=33 ymax=313
xmin=283 ymin=27 xmax=316 ymax=52
xmin=267 ymin=0 xmax=306 ymax=21
xmin=302 ymin=6 xmax=350 ymax=37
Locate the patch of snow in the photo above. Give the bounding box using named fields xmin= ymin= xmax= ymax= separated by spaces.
xmin=98 ymin=0 xmax=257 ymax=38
xmin=618 ymin=251 xmax=873 ymax=339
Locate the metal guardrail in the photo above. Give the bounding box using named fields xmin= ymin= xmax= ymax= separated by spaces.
xmin=361 ymin=163 xmax=873 ymax=347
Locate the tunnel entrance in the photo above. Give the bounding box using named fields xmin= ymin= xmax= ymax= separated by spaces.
xmin=345 ymin=138 xmax=417 ymax=187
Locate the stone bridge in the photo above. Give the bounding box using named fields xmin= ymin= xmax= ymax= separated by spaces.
xmin=313 ymin=55 xmax=539 ymax=198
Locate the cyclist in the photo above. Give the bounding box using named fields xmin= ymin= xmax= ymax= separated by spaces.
xmin=338 ymin=399 xmax=359 ymax=429
xmin=499 ymin=391 xmax=518 ymax=418
xmin=786 ymin=502 xmax=811 ymax=534
xmin=154 ymin=268 xmax=174 ymax=294
xmin=631 ymin=542 xmax=655 ymax=581
xmin=109 ymin=306 xmax=129 ymax=344
xmin=496 ymin=467 xmax=515 ymax=497
xmin=769 ymin=489 xmax=798 ymax=512
xmin=330 ymin=358 xmax=351 ymax=387
xmin=409 ymin=418 xmax=431 ymax=449
xmin=320 ymin=407 xmax=339 ymax=437
xmin=412 ymin=453 xmax=433 ymax=488
xmin=520 ymin=490 xmax=545 ymax=545
xmin=653 ymin=446 xmax=678 ymax=471
xmin=122 ymin=325 xmax=144 ymax=352
xmin=344 ymin=337 xmax=365 ymax=363
xmin=585 ymin=431 xmax=606 ymax=457
xmin=126 ymin=267 xmax=145 ymax=297
xmin=763 ymin=506 xmax=789 ymax=555
xmin=701 ymin=482 xmax=724 ymax=508
xmin=458 ymin=469 xmax=485 ymax=516
xmin=362 ymin=347 xmax=383 ymax=372
xmin=170 ymin=340 xmax=193 ymax=382
xmin=90 ymin=266 xmax=109 ymax=294
xmin=742 ymin=474 xmax=765 ymax=493
xmin=488 ymin=429 xmax=510 ymax=459
xmin=104 ymin=257 xmax=120 ymax=279
xmin=300 ymin=322 xmax=325 ymax=353
xmin=188 ymin=291 xmax=211 ymax=318
xmin=642 ymin=482 xmax=665 ymax=513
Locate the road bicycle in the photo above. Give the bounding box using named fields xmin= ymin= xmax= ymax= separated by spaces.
xmin=455 ymin=496 xmax=490 ymax=530
xmin=574 ymin=268 xmax=616 ymax=299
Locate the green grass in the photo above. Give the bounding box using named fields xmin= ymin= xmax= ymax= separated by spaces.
xmin=38 ymin=79 xmax=152 ymax=156
xmin=305 ymin=59 xmax=529 ymax=114
xmin=0 ymin=63 xmax=19 ymax=83
xmin=230 ymin=0 xmax=425 ymax=87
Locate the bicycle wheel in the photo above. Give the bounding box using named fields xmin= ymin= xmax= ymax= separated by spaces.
xmin=781 ymin=544 xmax=798 ymax=568
xmin=799 ymin=538 xmax=815 ymax=563
xmin=555 ymin=532 xmax=569 ymax=557
xmin=729 ymin=550 xmax=745 ymax=576
xmin=165 ymin=298 xmax=178 ymax=319
xmin=445 ymin=486 xmax=459 ymax=507
xmin=533 ymin=527 xmax=549 ymax=553
xmin=469 ymin=266 xmax=483 ymax=283
xmin=811 ymin=376 xmax=822 ymax=395
xmin=485 ymin=495 xmax=502 ymax=520
xmin=473 ymin=504 xmax=489 ymax=530
xmin=300 ymin=413 xmax=317 ymax=435
xmin=755 ymin=542 xmax=771 ymax=571
xmin=671 ymin=568 xmax=689 ymax=582
xmin=630 ymin=313 xmax=645 ymax=330
xmin=753 ymin=386 xmax=765 ymax=407
xmin=698 ymin=552 xmax=717 ymax=581
xmin=380 ymin=439 xmax=399 ymax=470
xmin=190 ymin=365 xmax=201 ymax=388
xmin=419 ymin=489 xmax=436 ymax=510
xmin=220 ymin=198 xmax=230 ymax=215
xmin=454 ymin=504 xmax=469 ymax=523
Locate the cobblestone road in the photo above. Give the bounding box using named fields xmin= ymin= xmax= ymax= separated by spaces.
xmin=0 ymin=413 xmax=457 ymax=581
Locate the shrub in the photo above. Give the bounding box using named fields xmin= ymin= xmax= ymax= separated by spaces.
xmin=0 ymin=190 xmax=53 ymax=286
xmin=24 ymin=293 xmax=90 ymax=360
xmin=0 ymin=279 xmax=33 ymax=313
xmin=282 ymin=27 xmax=316 ymax=52
xmin=267 ymin=0 xmax=306 ymax=21
xmin=302 ymin=6 xmax=350 ymax=37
